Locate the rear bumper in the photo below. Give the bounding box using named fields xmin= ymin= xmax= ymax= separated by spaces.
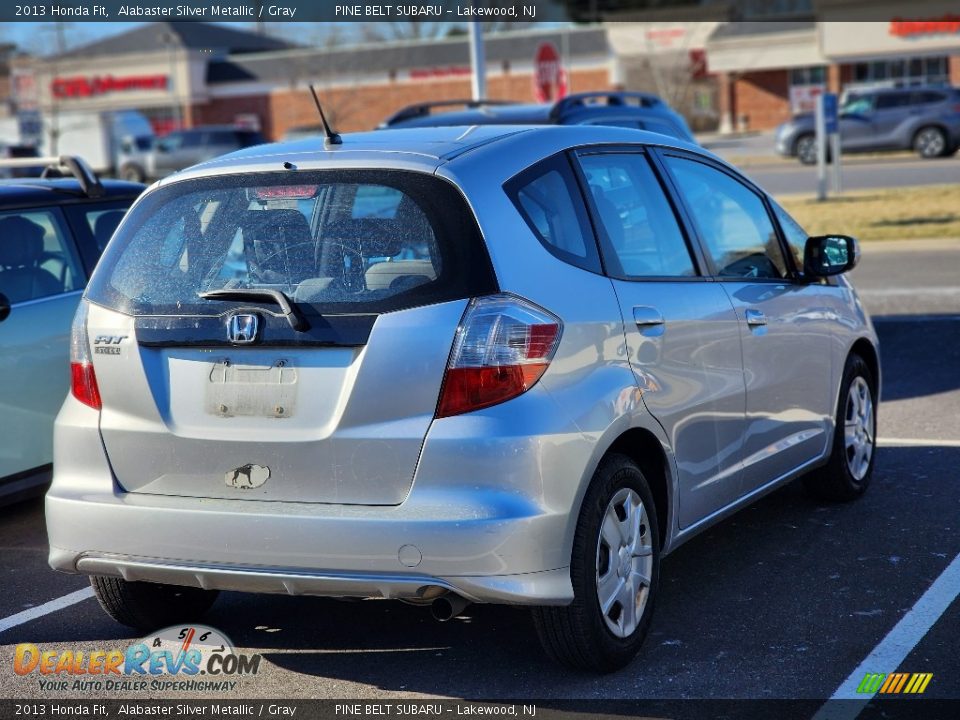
xmin=45 ymin=490 xmax=573 ymax=605
xmin=56 ymin=553 xmax=572 ymax=606
xmin=46 ymin=390 xmax=592 ymax=606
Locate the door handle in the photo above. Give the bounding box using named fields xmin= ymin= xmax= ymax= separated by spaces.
xmin=633 ymin=306 xmax=664 ymax=328
xmin=745 ymin=309 xmax=767 ymax=327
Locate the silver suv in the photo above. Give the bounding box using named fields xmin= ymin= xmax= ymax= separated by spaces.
xmin=47 ymin=126 xmax=880 ymax=672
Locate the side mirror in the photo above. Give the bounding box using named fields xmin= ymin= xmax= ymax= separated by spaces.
xmin=156 ymin=141 xmax=170 ymax=153
xmin=804 ymin=235 xmax=859 ymax=277
xmin=0 ymin=292 xmax=10 ymax=322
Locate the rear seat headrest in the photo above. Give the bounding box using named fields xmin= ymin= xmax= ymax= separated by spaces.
xmin=0 ymin=216 xmax=46 ymax=269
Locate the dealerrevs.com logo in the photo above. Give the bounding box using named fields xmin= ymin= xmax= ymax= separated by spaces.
xmin=14 ymin=625 xmax=261 ymax=692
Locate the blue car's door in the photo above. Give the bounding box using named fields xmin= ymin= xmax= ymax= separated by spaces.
xmin=0 ymin=208 xmax=86 ymax=481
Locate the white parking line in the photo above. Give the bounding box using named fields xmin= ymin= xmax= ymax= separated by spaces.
xmin=813 ymin=551 xmax=960 ymax=720
xmin=857 ymin=287 xmax=960 ymax=297
xmin=0 ymin=587 xmax=94 ymax=635
xmin=878 ymin=437 xmax=960 ymax=448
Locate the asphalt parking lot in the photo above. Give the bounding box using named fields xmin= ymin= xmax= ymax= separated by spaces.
xmin=1 ymin=239 xmax=958 ymax=705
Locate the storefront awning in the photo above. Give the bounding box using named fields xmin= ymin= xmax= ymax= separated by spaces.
xmin=706 ymin=22 xmax=826 ymax=73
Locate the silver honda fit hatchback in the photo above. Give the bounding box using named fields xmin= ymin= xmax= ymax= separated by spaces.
xmin=47 ymin=125 xmax=879 ymax=671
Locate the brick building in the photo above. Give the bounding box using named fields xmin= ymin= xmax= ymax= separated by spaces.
xmin=18 ymin=22 xmax=617 ymax=141
xmin=708 ymin=20 xmax=960 ymax=132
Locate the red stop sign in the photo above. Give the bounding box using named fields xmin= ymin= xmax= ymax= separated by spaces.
xmin=533 ymin=42 xmax=567 ymax=103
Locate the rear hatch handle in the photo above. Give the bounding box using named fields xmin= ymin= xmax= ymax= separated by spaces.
xmin=198 ymin=288 xmax=309 ymax=332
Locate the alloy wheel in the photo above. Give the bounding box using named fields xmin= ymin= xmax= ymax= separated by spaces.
xmin=844 ymin=376 xmax=875 ymax=481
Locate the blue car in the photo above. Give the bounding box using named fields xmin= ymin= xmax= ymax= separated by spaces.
xmin=0 ymin=156 xmax=142 ymax=504
xmin=381 ymin=91 xmax=697 ymax=144
xmin=775 ymin=85 xmax=960 ymax=164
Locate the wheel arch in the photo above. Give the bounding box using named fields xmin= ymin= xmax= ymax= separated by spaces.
xmin=849 ymin=336 xmax=881 ymax=399
xmin=597 ymin=427 xmax=673 ymax=554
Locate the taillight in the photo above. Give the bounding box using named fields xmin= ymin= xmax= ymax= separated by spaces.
xmin=70 ymin=300 xmax=101 ymax=410
xmin=436 ymin=294 xmax=561 ymax=418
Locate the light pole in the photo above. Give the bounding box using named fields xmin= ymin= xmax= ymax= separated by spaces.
xmin=468 ymin=21 xmax=486 ymax=101
xmin=160 ymin=30 xmax=182 ymax=131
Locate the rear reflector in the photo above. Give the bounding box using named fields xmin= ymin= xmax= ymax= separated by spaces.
xmin=436 ymin=294 xmax=561 ymax=418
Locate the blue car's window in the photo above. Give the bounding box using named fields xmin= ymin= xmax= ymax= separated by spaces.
xmin=0 ymin=208 xmax=83 ymax=303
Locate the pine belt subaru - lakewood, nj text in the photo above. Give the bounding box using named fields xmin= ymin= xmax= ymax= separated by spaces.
xmin=46 ymin=125 xmax=879 ymax=671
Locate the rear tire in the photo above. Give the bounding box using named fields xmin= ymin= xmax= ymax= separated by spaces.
xmin=119 ymin=163 xmax=146 ymax=183
xmin=803 ymin=354 xmax=877 ymax=502
xmin=532 ymin=454 xmax=660 ymax=672
xmin=913 ymin=126 xmax=948 ymax=158
xmin=90 ymin=576 xmax=219 ymax=631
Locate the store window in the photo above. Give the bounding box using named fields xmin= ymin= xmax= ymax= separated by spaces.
xmin=788 ymin=66 xmax=826 ymax=113
xmin=850 ymin=56 xmax=949 ymax=89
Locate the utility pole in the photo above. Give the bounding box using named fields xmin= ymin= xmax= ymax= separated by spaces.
xmin=468 ymin=21 xmax=486 ymax=100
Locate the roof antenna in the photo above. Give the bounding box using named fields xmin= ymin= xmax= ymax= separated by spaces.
xmin=309 ymin=84 xmax=342 ymax=146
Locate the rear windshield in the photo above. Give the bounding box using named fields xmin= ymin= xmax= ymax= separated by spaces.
xmin=86 ymin=169 xmax=496 ymax=317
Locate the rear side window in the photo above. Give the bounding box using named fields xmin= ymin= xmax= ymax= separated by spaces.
xmin=505 ymin=154 xmax=601 ymax=273
xmin=86 ymin=170 xmax=496 ymax=317
xmin=0 ymin=208 xmax=84 ymax=303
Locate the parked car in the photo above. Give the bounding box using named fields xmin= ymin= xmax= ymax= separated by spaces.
xmin=0 ymin=156 xmax=143 ymax=504
xmin=122 ymin=126 xmax=266 ymax=182
xmin=0 ymin=144 xmax=43 ymax=178
xmin=381 ymin=92 xmax=697 ymax=143
xmin=47 ymin=125 xmax=878 ymax=671
xmin=776 ymin=85 xmax=960 ymax=163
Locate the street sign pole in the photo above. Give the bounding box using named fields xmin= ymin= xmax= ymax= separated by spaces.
xmin=815 ymin=94 xmax=827 ymax=201
xmin=823 ymin=92 xmax=841 ymax=195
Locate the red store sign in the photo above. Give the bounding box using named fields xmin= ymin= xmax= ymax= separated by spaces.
xmin=51 ymin=74 xmax=168 ymax=99
xmin=889 ymin=15 xmax=960 ymax=37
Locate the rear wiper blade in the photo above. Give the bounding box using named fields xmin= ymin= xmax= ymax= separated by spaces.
xmin=198 ymin=288 xmax=308 ymax=332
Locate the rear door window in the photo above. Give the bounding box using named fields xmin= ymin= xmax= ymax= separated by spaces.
xmin=577 ymin=152 xmax=697 ymax=278
xmin=62 ymin=200 xmax=134 ymax=274
xmin=86 ymin=170 xmax=496 ymax=317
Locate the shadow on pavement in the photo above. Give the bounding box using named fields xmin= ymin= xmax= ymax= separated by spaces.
xmin=6 ymin=446 xmax=958 ymax=699
xmin=874 ymin=315 xmax=960 ymax=401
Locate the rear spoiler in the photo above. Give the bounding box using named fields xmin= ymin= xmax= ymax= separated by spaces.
xmin=0 ymin=155 xmax=104 ymax=198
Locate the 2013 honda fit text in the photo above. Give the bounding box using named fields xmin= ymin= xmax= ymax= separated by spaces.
xmin=47 ymin=125 xmax=879 ymax=672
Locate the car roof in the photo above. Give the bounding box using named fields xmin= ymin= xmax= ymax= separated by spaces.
xmin=164 ymin=124 xmax=714 ymax=188
xmin=387 ymin=101 xmax=681 ymax=129
xmin=391 ymin=104 xmax=552 ymax=128
xmin=0 ymin=179 xmax=144 ymax=207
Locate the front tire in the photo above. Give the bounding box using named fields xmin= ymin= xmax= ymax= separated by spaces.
xmin=803 ymin=354 xmax=877 ymax=501
xmin=90 ymin=576 xmax=219 ymax=631
xmin=796 ymin=134 xmax=817 ymax=165
xmin=532 ymin=454 xmax=660 ymax=672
